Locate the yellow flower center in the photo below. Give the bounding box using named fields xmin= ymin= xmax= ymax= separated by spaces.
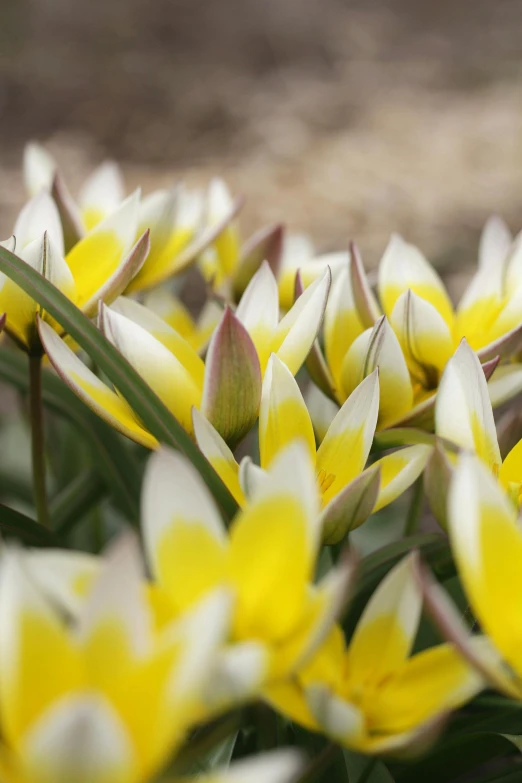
xmin=317 ymin=468 xmax=336 ymax=494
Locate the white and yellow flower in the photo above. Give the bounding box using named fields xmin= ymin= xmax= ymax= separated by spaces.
xmin=194 ymin=356 xmax=431 ymax=543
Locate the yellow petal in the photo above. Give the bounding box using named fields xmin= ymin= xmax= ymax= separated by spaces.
xmin=273 ymin=268 xmax=331 ymax=376
xmin=390 ymin=290 xmax=455 ymax=385
xmin=235 ymin=261 xmax=279 ymax=373
xmin=100 ymin=304 xmax=203 ymax=434
xmin=39 ymin=320 xmax=157 ymax=449
xmin=378 ymin=234 xmax=454 ymax=328
xmin=345 ymin=555 xmax=421 ymax=686
xmin=0 ymin=549 xmax=83 ymax=745
xmin=229 ymin=443 xmax=320 ymax=641
xmin=341 ymin=317 xmax=413 ymax=429
xmin=259 ymin=354 xmax=316 ymax=470
xmin=323 ymin=267 xmax=366 ymax=395
xmin=78 ymin=161 xmax=125 ymax=231
xmin=316 ymin=371 xmax=379 ymax=506
xmin=192 ymin=408 xmax=245 ymax=505
xmin=449 ymin=454 xmax=522 ymax=677
xmin=373 ymin=445 xmax=432 ymax=512
xmin=66 ymin=191 xmax=139 ymax=308
xmin=435 ymin=339 xmax=500 ymax=472
xmin=142 ymin=448 xmax=228 ymax=612
xmin=367 ymin=643 xmax=483 ymax=735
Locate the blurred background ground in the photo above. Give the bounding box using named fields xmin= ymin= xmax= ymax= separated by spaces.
xmin=1 ymin=0 xmax=522 ymax=275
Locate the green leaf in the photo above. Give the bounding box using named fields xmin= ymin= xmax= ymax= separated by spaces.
xmin=0 ymin=245 xmax=237 ymax=520
xmin=0 ymin=348 xmax=141 ymax=524
xmin=395 ymin=731 xmax=522 ymax=783
xmin=343 ymin=751 xmax=394 ymax=783
xmin=51 ymin=470 xmax=107 ymax=534
xmin=0 ymin=503 xmax=59 ymax=546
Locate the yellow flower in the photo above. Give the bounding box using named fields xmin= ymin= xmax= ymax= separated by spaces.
xmin=0 ymin=535 xmax=233 ymax=783
xmin=0 ymin=191 xmax=147 ymax=352
xmin=193 ymin=356 xmax=431 ymax=543
xmin=140 ymin=442 xmax=354 ymax=707
xmin=310 ymin=223 xmax=522 ymax=429
xmin=39 ymin=264 xmax=330 ymax=446
xmin=23 ymin=143 xmax=240 ymax=296
xmin=268 ymin=555 xmax=484 ymax=755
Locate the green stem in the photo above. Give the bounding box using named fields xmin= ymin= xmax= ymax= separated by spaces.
xmin=29 ymin=353 xmax=50 ymax=528
xmin=404 ymin=477 xmax=424 ymax=537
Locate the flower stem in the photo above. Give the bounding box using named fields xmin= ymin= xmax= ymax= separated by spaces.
xmin=29 ymin=353 xmax=50 ymax=528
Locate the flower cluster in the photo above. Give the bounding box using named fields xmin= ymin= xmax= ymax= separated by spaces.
xmin=0 ymin=143 xmax=521 ymax=782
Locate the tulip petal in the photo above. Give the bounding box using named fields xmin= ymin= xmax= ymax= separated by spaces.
xmin=321 ymin=466 xmax=381 ymax=545
xmin=488 ymin=363 xmax=522 ymax=409
xmin=77 ymin=534 xmax=152 ymax=673
xmin=109 ymin=297 xmax=205 ymax=388
xmin=316 ymin=370 xmax=379 ymax=506
xmin=23 ymin=550 xmax=99 ymax=617
xmin=305 ymin=383 xmax=339 ymax=443
xmin=273 ymin=267 xmax=331 ymax=376
xmin=23 ymin=142 xmax=56 ymax=197
xmin=349 ymin=242 xmax=381 ymax=327
xmin=204 ymin=641 xmax=269 ymax=710
xmin=229 ymin=443 xmax=320 ymax=641
xmin=51 ymin=172 xmax=85 ymax=252
xmin=0 ymin=548 xmax=83 ymax=744
xmin=324 ymin=266 xmax=366 ymax=394
xmin=435 ymin=339 xmax=501 ymax=472
xmin=0 ymin=233 xmax=76 ymax=348
xmin=390 ymin=289 xmax=454 ymax=384
xmin=235 ymin=261 xmax=279 ymax=372
xmin=449 ymin=454 xmax=522 ymax=678
xmin=415 ymin=554 xmax=522 ymax=698
xmin=22 ymin=695 xmax=134 ymax=783
xmin=341 ymin=317 xmax=413 ymax=429
xmin=66 ymin=191 xmax=140 ymax=308
xmin=39 ymin=320 xmax=156 ymax=449
xmin=14 ymin=191 xmax=64 ymax=255
xmin=423 ymin=442 xmax=453 ymax=530
xmin=100 ymin=303 xmax=202 ymax=434
xmin=367 ymin=643 xmax=483 ymax=736
xmin=127 ymin=188 xmax=190 ymax=292
xmin=205 ymin=749 xmax=304 ymax=783
xmin=202 ymin=308 xmax=262 ymax=446
xmin=479 ymin=214 xmax=512 ymax=271
xmin=192 ymin=407 xmax=245 ymax=505
xmin=78 ymin=161 xmax=125 ymax=231
xmin=233 ymin=223 xmax=284 ymax=301
xmin=81 ymin=230 xmax=150 ymax=318
xmin=477 ymin=322 xmax=522 ymax=364
xmin=142 ymin=447 xmax=228 ymax=612
xmin=259 ymin=354 xmax=316 ymax=470
xmin=306 ymin=686 xmax=365 ymax=747
xmin=345 ymin=554 xmax=421 ymax=684
xmin=378 ymin=234 xmax=454 ymax=328
xmin=372 ymin=444 xmax=432 ymax=513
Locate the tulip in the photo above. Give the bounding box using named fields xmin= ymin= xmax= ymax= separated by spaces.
xmin=313 ymin=222 xmax=522 ymax=429
xmin=140 ymin=442 xmax=355 ymax=708
xmin=194 ymin=356 xmax=431 ymax=543
xmin=0 ymin=534 xmax=234 ymax=783
xmin=39 ymin=263 xmax=329 ymax=447
xmin=269 ymin=555 xmax=484 ymax=754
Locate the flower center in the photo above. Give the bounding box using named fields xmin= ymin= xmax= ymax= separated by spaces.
xmin=317 ymin=468 xmax=336 ymax=494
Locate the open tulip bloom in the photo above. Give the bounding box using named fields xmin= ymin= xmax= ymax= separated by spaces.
xmin=39 ymin=262 xmax=330 ymax=447
xmin=271 ymin=554 xmax=484 ymax=755
xmin=193 ymin=356 xmax=431 ymax=544
xmin=297 ymin=219 xmax=522 ymax=430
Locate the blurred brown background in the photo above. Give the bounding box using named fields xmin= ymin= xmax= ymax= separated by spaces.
xmin=1 ymin=0 xmax=522 ymax=272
